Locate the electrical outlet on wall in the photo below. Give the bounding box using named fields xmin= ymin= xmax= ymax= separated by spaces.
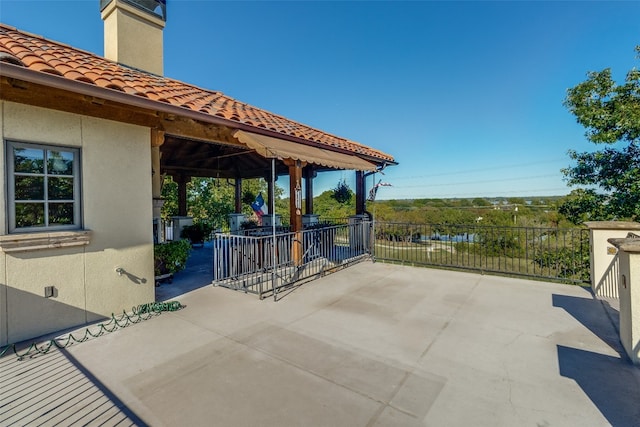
xmin=44 ymin=286 xmax=58 ymax=298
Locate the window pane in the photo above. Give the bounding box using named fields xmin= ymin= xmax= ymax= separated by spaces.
xmin=15 ymin=203 xmax=45 ymax=228
xmin=15 ymin=176 xmax=44 ymax=200
xmin=47 ymin=150 xmax=74 ymax=175
xmin=49 ymin=203 xmax=74 ymax=225
xmin=10 ymin=142 xmax=80 ymax=231
xmin=48 ymin=177 xmax=74 ymax=200
xmin=14 ymin=147 xmax=44 ymax=173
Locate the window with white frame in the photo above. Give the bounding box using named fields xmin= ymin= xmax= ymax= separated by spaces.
xmin=7 ymin=141 xmax=81 ymax=232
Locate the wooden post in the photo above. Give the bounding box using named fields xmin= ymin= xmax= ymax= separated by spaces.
xmin=355 ymin=170 xmax=366 ymax=215
xmin=304 ymin=166 xmax=315 ymax=214
xmin=234 ymin=178 xmax=242 ymax=213
xmin=267 ymin=180 xmax=275 ymax=215
xmin=151 ymin=129 xmax=165 ymax=242
xmin=151 ymin=129 xmax=164 ymax=200
xmin=285 ymin=159 xmax=306 ymax=266
xmin=174 ymin=174 xmax=190 ymax=216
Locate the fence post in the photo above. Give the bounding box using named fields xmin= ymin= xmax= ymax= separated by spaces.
xmin=608 ymin=237 xmax=640 ymax=364
xmin=585 ymin=221 xmax=640 ymax=298
xmin=349 ymin=214 xmax=367 ymax=253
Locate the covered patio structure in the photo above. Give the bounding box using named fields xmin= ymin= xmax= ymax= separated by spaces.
xmin=151 ymin=98 xmax=396 ymax=293
xmin=152 ymin=105 xmax=395 ymax=235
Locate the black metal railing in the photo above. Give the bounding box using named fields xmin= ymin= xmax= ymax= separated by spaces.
xmin=212 ymin=221 xmax=373 ymax=298
xmin=372 ymin=222 xmax=590 ymax=284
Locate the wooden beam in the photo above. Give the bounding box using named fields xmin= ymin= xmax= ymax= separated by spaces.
xmin=1 ymin=79 xmax=245 ymax=150
xmin=165 ymin=148 xmax=252 ymax=165
xmin=151 ymin=129 xmax=165 ymax=147
xmin=0 ymin=78 xmax=160 ymax=127
xmin=160 ymin=118 xmax=244 ymax=148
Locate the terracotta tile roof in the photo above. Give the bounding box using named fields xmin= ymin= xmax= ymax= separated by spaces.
xmin=0 ymin=24 xmax=394 ymax=164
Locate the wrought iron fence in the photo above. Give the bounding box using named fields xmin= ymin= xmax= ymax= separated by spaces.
xmin=372 ymin=222 xmax=590 ymax=284
xmin=212 ymin=221 xmax=373 ymax=298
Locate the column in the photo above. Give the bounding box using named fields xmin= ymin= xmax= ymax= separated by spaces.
xmin=608 ymin=236 xmax=640 ymax=364
xmin=151 ymin=129 xmax=164 ymax=242
xmin=174 ymin=174 xmax=190 ymax=217
xmin=234 ymin=178 xmax=242 ymax=213
xmin=355 ymin=170 xmax=366 ymax=215
xmin=304 ymin=166 xmax=315 ymax=214
xmin=585 ymin=221 xmax=640 ymax=297
xmin=285 ymin=159 xmax=306 ymax=266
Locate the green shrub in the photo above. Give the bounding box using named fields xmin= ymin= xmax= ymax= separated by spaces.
xmin=240 ymin=219 xmax=260 ymax=229
xmin=533 ymin=247 xmax=590 ymax=282
xmin=180 ymin=222 xmax=213 ymax=244
xmin=154 ymin=239 xmax=191 ymax=276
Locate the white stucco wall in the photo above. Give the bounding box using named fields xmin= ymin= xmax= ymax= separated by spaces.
xmin=585 ymin=221 xmax=640 ymax=298
xmin=0 ymin=101 xmax=155 ymax=345
xmin=618 ymin=250 xmax=639 ymax=363
xmin=608 ymin=238 xmax=640 ymax=365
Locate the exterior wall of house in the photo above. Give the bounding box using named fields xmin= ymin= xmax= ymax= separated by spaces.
xmin=0 ymin=101 xmax=155 ymax=346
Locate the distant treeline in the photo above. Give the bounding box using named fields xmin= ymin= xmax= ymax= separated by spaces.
xmin=366 ymin=196 xmax=575 ymax=228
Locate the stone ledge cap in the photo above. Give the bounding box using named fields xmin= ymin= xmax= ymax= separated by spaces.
xmin=0 ymin=230 xmax=92 ymax=253
xmin=607 ymin=237 xmax=640 ymax=253
xmin=585 ymin=221 xmax=640 ymax=230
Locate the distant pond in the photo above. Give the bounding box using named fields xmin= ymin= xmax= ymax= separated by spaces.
xmin=414 ymin=233 xmax=478 ymax=243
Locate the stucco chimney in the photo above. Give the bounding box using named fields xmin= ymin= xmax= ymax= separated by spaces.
xmin=100 ymin=0 xmax=166 ymax=75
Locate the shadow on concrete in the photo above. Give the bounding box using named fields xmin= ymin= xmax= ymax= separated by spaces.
xmin=0 ymin=347 xmax=147 ymax=426
xmin=557 ymin=345 xmax=640 ymax=427
xmin=554 ymin=294 xmax=640 ymax=426
xmin=155 ymin=241 xmax=213 ymax=301
xmin=60 ymin=348 xmax=148 ymax=426
xmin=552 ymin=293 xmax=624 ymax=356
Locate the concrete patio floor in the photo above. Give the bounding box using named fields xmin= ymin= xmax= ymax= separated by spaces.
xmin=2 ymin=255 xmax=640 ymax=426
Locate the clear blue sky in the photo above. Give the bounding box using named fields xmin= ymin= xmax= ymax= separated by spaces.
xmin=1 ymin=0 xmax=639 ymax=200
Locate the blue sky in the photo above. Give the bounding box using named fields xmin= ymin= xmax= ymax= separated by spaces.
xmin=1 ymin=0 xmax=639 ymax=200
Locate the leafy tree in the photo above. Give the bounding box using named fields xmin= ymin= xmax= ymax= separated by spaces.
xmin=561 ymin=45 xmax=640 ymax=223
xmin=473 ymin=197 xmax=491 ymax=207
xmin=313 ymin=190 xmax=355 ymax=219
xmin=533 ymin=231 xmax=590 ymax=282
xmin=161 ymin=176 xmax=285 ymax=228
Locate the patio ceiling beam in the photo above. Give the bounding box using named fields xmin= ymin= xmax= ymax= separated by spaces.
xmin=168 ymin=148 xmax=252 ymax=165
xmin=160 ymin=118 xmax=244 ymax=148
xmin=162 ymin=164 xmax=282 ymax=179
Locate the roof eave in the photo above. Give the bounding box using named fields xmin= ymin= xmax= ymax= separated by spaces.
xmin=0 ymin=62 xmax=394 ymax=167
